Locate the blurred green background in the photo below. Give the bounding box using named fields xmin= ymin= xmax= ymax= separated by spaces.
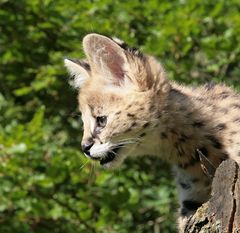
xmin=0 ymin=0 xmax=240 ymax=232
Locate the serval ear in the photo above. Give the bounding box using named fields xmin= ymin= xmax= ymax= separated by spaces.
xmin=64 ymin=58 xmax=90 ymax=89
xmin=82 ymin=33 xmax=127 ymax=86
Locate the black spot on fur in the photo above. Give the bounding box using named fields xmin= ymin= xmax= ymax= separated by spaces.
xmin=131 ymin=122 xmax=137 ymax=128
xmin=232 ymin=104 xmax=240 ymax=109
xmin=234 ymin=117 xmax=240 ymax=123
xmin=206 ymin=135 xmax=222 ymax=149
xmin=116 ymin=111 xmax=121 ymax=115
xmin=216 ymin=123 xmax=226 ymax=131
xmin=192 ymin=121 xmax=204 ymax=128
xmin=170 ymin=128 xmax=178 ymax=135
xmin=126 ymin=122 xmax=137 ymax=132
xmin=161 ymin=132 xmax=167 ymax=139
xmin=143 ymin=122 xmax=150 ymax=128
xmin=175 ymin=142 xmax=184 ymax=157
xmin=127 ymin=113 xmax=135 ymax=117
xmin=139 ymin=132 xmax=146 ymax=137
xmin=131 ymin=122 xmax=137 ymax=127
xmin=178 ymin=155 xmax=200 ymax=169
xmin=179 ymin=134 xmax=189 ymax=143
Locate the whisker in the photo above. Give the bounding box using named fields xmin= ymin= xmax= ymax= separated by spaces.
xmin=117 ymin=141 xmax=139 ymax=146
xmin=63 ymin=112 xmax=82 ymax=118
xmin=79 ymin=159 xmax=89 ymax=170
xmin=88 ymin=161 xmax=96 ymax=184
xmin=118 ymin=137 xmax=142 ymax=144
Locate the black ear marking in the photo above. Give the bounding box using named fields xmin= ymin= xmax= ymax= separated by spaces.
xmin=76 ymin=60 xmax=90 ymax=71
xmin=111 ymin=37 xmax=144 ymax=60
xmin=65 ymin=58 xmax=91 ymax=71
xmin=64 ymin=58 xmax=91 ymax=88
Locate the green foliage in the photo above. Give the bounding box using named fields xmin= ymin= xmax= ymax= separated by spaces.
xmin=0 ymin=0 xmax=240 ymax=232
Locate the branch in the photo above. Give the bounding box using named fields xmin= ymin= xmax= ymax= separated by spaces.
xmin=184 ymin=159 xmax=240 ymax=232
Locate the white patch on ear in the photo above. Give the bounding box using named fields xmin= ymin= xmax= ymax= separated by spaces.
xmin=64 ymin=58 xmax=90 ymax=88
xmin=112 ymin=37 xmax=125 ymax=46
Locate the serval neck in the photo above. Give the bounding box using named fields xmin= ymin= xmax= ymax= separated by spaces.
xmin=142 ymin=87 xmax=207 ymax=166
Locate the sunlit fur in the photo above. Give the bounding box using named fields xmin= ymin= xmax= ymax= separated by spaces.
xmin=65 ymin=33 xmax=240 ymax=232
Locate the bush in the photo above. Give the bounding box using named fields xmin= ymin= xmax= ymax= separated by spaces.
xmin=0 ymin=0 xmax=240 ymax=232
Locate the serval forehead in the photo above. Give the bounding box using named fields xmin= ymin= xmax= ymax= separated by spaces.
xmin=79 ymin=87 xmax=125 ymax=111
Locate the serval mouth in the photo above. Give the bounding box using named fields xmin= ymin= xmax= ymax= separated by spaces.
xmin=100 ymin=146 xmax=122 ymax=165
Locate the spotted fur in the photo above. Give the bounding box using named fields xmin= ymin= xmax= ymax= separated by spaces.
xmin=64 ymin=33 xmax=240 ymax=232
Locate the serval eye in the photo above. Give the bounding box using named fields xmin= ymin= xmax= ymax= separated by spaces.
xmin=96 ymin=116 xmax=107 ymax=128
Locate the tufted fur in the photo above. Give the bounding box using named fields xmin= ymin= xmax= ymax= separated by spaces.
xmin=64 ymin=33 xmax=240 ymax=232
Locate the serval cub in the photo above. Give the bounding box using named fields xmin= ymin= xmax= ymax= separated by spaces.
xmin=64 ymin=33 xmax=240 ymax=232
